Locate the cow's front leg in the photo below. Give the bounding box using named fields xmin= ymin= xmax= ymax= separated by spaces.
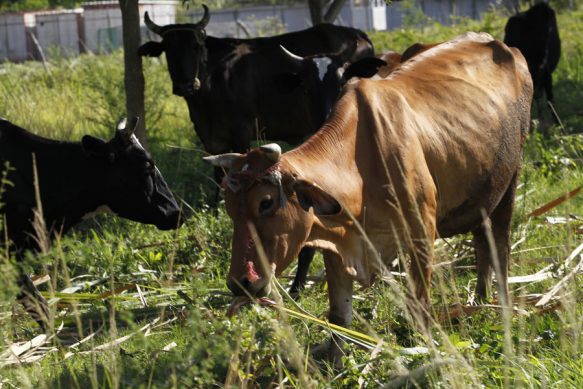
xmin=324 ymin=251 xmax=353 ymax=368
xmin=289 ymin=247 xmax=316 ymax=299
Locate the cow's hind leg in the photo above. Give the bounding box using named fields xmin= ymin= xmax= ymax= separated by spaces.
xmin=544 ymin=71 xmax=561 ymax=127
xmin=288 ymin=247 xmax=315 ymax=299
xmin=16 ymin=273 xmax=50 ymax=330
xmin=474 ymin=173 xmax=517 ymax=304
xmin=473 ymin=225 xmax=493 ymax=302
xmin=544 ymin=70 xmax=554 ymax=106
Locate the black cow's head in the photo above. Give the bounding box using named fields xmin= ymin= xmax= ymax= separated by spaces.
xmin=273 ymin=46 xmax=343 ymax=124
xmin=274 ymin=46 xmax=386 ymax=121
xmin=81 ymin=117 xmax=183 ymax=230
xmin=138 ymin=5 xmax=210 ymax=97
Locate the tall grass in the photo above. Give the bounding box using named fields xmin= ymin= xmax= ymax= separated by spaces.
xmin=0 ymin=5 xmax=582 ymax=388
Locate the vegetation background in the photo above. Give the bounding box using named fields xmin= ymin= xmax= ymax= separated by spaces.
xmin=0 ymin=2 xmax=582 ymax=388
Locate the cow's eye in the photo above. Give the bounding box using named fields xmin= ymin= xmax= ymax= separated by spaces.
xmin=259 ymin=197 xmax=274 ymax=214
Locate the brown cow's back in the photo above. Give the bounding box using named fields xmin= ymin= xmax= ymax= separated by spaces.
xmin=287 ymin=32 xmax=532 ymax=252
xmin=372 ymin=33 xmax=531 ymax=235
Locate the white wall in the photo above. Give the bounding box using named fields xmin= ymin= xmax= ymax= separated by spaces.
xmin=0 ymin=13 xmax=29 ymax=62
xmin=33 ymin=10 xmax=82 ymax=58
xmin=83 ymin=1 xmax=176 ymax=53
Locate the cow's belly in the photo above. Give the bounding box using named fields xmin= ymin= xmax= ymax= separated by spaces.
xmin=434 ymin=158 xmax=518 ymax=238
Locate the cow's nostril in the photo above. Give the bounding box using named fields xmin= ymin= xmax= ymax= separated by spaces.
xmin=240 ymin=277 xmax=251 ymax=290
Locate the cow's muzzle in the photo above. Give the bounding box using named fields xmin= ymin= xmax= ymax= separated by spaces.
xmin=227 ymin=271 xmax=271 ymax=297
xmin=172 ymin=79 xmax=201 ymax=97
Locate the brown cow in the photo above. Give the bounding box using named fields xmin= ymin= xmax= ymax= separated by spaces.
xmin=368 ymin=44 xmax=439 ymax=80
xmin=205 ymin=32 xmax=533 ymax=364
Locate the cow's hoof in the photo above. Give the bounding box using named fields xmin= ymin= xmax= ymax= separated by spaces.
xmin=309 ymin=338 xmax=346 ymax=370
xmin=288 ymin=286 xmax=302 ymax=300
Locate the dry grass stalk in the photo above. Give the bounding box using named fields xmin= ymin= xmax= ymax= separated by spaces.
xmin=30 ymin=154 xmax=50 ymax=255
xmin=527 ymin=186 xmax=582 ymax=218
xmin=439 ymin=302 xmax=529 ymax=323
xmin=536 ymin=253 xmax=583 ymax=307
xmin=358 ymin=340 xmax=385 ymax=389
xmin=0 ymin=322 xmax=63 ymax=367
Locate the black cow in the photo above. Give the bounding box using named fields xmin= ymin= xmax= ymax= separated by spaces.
xmin=504 ymin=2 xmax=561 ymax=125
xmin=139 ymin=5 xmax=374 ymax=298
xmin=139 ymin=5 xmax=374 ymax=155
xmin=0 ymin=117 xmax=183 ymax=328
xmin=275 ymin=46 xmax=387 ymax=120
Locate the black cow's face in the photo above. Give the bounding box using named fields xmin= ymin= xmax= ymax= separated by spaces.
xmin=139 ymin=31 xmax=206 ymax=97
xmin=138 ymin=7 xmax=210 ymax=97
xmin=274 ymin=48 xmax=388 ymax=117
xmin=164 ymin=31 xmax=206 ymax=97
xmin=274 ymin=48 xmax=346 ymax=124
xmin=81 ymin=118 xmax=183 ymax=231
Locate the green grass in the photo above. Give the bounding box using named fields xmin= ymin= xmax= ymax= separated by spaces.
xmin=1 ymin=5 xmax=583 ymax=388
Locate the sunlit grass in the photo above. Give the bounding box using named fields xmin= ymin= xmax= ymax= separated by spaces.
xmin=1 ymin=4 xmax=583 ymax=388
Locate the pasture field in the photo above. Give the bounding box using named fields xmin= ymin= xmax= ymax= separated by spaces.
xmin=1 ymin=5 xmax=582 ymax=388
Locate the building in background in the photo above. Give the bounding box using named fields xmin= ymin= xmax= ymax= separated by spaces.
xmin=184 ymin=0 xmax=498 ymax=38
xmin=0 ymin=0 xmax=176 ymax=62
xmin=0 ymin=12 xmax=34 ymax=62
xmin=0 ymin=0 xmax=499 ymax=63
xmin=83 ymin=0 xmax=175 ymax=53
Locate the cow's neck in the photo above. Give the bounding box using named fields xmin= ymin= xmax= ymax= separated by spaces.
xmin=284 ymin=93 xmax=361 ymax=215
xmin=282 ymin=91 xmax=378 ymax=284
xmin=31 ymin=142 xmax=109 ymax=234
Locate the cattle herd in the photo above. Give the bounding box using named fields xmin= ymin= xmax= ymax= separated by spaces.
xmin=0 ymin=2 xmax=561 ymax=366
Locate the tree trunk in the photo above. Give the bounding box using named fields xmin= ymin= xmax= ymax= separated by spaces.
xmin=119 ymin=0 xmax=146 ymax=144
xmin=308 ymin=0 xmax=348 ymax=25
xmin=323 ymin=0 xmax=347 ymax=23
xmin=308 ymin=0 xmax=324 ymax=25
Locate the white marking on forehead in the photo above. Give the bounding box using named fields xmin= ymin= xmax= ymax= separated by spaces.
xmin=313 ymin=57 xmax=332 ymax=81
xmin=82 ymin=205 xmax=113 ymax=220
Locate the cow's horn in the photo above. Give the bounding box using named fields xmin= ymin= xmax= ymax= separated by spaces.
xmin=280 ymin=45 xmax=304 ymax=64
xmin=144 ymin=12 xmax=162 ymax=35
xmin=117 ymin=117 xmax=138 ymax=140
xmin=260 ymin=143 xmax=281 ymax=163
xmin=196 ymin=4 xmax=210 ymax=28
xmin=203 ymin=153 xmax=242 ymax=168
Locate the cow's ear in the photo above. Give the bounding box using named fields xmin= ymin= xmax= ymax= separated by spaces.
xmin=138 ymin=41 xmax=164 ymax=57
xmin=273 ymin=72 xmax=303 ymax=93
xmin=343 ymin=57 xmax=387 ymax=80
xmin=294 ymin=180 xmax=341 ymax=216
xmin=82 ymin=135 xmax=113 ymax=162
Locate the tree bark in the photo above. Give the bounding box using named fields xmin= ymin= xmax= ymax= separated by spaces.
xmin=308 ymin=0 xmax=324 ymax=25
xmin=308 ymin=0 xmax=348 ymax=25
xmin=323 ymin=0 xmax=347 ymax=23
xmin=119 ymin=0 xmax=146 ymax=144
